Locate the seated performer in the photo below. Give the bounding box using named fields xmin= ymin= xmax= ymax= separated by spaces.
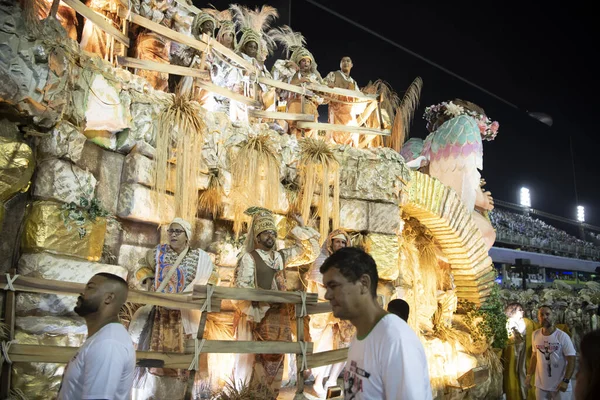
xmin=134 ymin=218 xmax=219 ymax=399
xmin=324 ymin=57 xmax=366 ymax=146
xmin=270 ymin=26 xmax=324 ymax=138
xmin=306 ymin=229 xmax=355 ymax=398
xmin=233 ymin=208 xmax=320 ymax=398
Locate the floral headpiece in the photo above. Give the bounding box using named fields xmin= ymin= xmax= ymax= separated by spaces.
xmin=423 ymin=101 xmax=499 ymax=141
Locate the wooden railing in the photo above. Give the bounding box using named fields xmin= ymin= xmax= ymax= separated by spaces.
xmin=0 ymin=273 xmax=345 ymax=399
xmin=48 ymin=0 xmax=389 ymax=138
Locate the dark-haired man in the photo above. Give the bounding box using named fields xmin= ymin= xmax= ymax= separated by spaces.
xmin=57 ymin=273 xmax=135 ymax=400
xmin=320 ymin=247 xmax=432 ymax=399
xmin=526 ymin=305 xmax=576 ymax=399
xmin=387 ymin=299 xmax=410 ymax=322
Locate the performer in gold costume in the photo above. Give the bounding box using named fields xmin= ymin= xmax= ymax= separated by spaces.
xmin=503 ymin=302 xmax=537 ymax=400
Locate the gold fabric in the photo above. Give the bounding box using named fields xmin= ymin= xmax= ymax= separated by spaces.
xmin=367 ymin=233 xmax=400 ymax=280
xmin=503 ymin=318 xmax=538 ymax=400
xmin=287 ymin=98 xmax=318 ymax=137
xmin=0 ymin=137 xmax=34 ymax=202
xmin=22 ymin=200 xmax=107 ymax=261
xmin=251 ymin=305 xmax=292 ymax=397
xmin=135 ymin=266 xmax=155 ymax=283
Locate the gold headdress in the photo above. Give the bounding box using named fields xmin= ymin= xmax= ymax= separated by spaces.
xmin=269 ymin=25 xmax=317 ymax=72
xmin=231 ymin=4 xmax=278 ymax=55
xmin=243 ymin=207 xmax=277 ymax=253
xmin=191 ymin=11 xmax=217 ymax=39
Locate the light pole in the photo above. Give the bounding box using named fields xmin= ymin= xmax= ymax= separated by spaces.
xmin=520 ymin=187 xmax=531 ymax=215
xmin=577 ymin=206 xmax=586 ymax=240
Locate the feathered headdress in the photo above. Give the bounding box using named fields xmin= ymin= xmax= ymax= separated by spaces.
xmin=203 ymin=5 xmax=237 ymax=47
xmin=269 ymin=25 xmax=317 ymax=71
xmin=231 ymin=4 xmax=278 ymax=55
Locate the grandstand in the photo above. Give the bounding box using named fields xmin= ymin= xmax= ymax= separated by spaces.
xmin=488 ymin=200 xmax=600 ymax=288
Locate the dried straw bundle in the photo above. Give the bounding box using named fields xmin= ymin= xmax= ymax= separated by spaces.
xmin=230 ymin=134 xmax=280 ymax=235
xmin=297 ymin=138 xmax=340 ymax=242
xmin=199 ymin=172 xmax=225 ymax=217
xmin=155 ymin=95 xmax=206 ymax=223
xmin=211 ymin=378 xmax=276 ymax=400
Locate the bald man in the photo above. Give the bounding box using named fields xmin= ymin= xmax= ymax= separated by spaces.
xmin=57 ymin=273 xmax=136 ymax=400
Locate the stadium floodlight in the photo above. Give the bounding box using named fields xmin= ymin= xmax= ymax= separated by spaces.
xmin=520 ymin=187 xmax=531 ymax=208
xmin=577 ymin=206 xmax=585 ymax=223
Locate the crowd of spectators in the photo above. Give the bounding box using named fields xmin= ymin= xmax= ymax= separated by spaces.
xmin=489 ymin=209 xmax=600 ymax=261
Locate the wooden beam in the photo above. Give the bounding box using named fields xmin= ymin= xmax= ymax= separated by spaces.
xmin=193 ymin=285 xmax=318 ymax=305
xmin=249 ymin=110 xmax=315 ymax=121
xmin=117 ymin=56 xmax=209 ymax=79
xmin=296 ymin=301 xmax=332 ymax=317
xmin=10 ymin=342 xmax=321 ymax=370
xmin=183 ymin=340 xmax=313 ymax=355
xmin=116 ymin=56 xmax=259 ymax=107
xmin=116 ymin=8 xmax=205 ymax=53
xmin=305 ymin=83 xmax=377 ymax=101
xmin=295 ymin=303 xmax=305 ymax=394
xmin=49 ymin=0 xmax=61 ymax=18
xmin=296 ymin=122 xmax=391 ymax=136
xmin=306 ymin=348 xmax=348 ymax=369
xmin=62 ymin=0 xmax=130 ymax=47
xmin=258 ymin=76 xmax=316 ymax=97
xmin=0 ymin=275 xmax=213 ymax=311
xmin=208 ymin=37 xmax=257 ymax=73
xmin=0 ymin=269 xmax=16 ymax=398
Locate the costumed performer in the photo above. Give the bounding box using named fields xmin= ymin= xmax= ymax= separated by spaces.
xmin=324 ymin=56 xmax=366 ymax=147
xmin=270 ymin=26 xmax=324 ymax=138
xmin=233 ymin=208 xmax=320 ymax=397
xmin=306 ymin=229 xmax=356 ymax=398
xmin=133 ymin=218 xmax=219 ymax=399
xmin=228 ymin=4 xmax=278 ymax=122
xmin=503 ymin=302 xmax=537 ymax=400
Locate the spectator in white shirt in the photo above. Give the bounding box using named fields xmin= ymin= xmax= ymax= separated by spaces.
xmin=57 ymin=273 xmax=136 ymax=400
xmin=320 ymin=247 xmax=432 ymax=400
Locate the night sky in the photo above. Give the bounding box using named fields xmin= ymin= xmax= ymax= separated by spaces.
xmin=197 ymin=0 xmax=599 ymax=226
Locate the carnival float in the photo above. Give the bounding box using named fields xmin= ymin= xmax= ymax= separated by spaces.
xmin=1 ymin=0 xmax=513 ymax=398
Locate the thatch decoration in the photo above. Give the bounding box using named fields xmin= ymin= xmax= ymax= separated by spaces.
xmin=230 ymin=134 xmax=281 ymax=235
xmin=154 ymin=94 xmax=206 ymax=223
xmin=297 ymin=138 xmax=340 ymax=242
xmin=199 ymin=171 xmax=225 ymax=217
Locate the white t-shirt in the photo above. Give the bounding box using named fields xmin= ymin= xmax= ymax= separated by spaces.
xmin=58 ymin=323 xmax=136 ymax=400
xmin=532 ymin=328 xmax=576 ymax=392
xmin=343 ymin=314 xmax=432 ymax=400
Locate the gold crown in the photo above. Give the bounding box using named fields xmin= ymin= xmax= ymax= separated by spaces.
xmin=253 ymin=212 xmax=277 ymax=237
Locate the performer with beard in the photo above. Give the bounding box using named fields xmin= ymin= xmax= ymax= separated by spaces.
xmin=57 ymin=273 xmax=135 ymax=400
xmin=233 ymin=208 xmax=320 ymax=397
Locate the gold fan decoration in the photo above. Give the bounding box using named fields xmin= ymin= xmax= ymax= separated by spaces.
xmin=230 ymin=134 xmax=281 ymax=235
xmin=297 ymin=138 xmax=340 ymax=242
xmin=154 ymin=94 xmax=206 ymax=223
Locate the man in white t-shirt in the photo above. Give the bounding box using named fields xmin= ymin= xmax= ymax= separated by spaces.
xmin=526 ymin=305 xmax=576 ymax=400
xmin=320 ymin=247 xmax=432 ymax=400
xmin=58 ymin=273 xmax=136 ymax=400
